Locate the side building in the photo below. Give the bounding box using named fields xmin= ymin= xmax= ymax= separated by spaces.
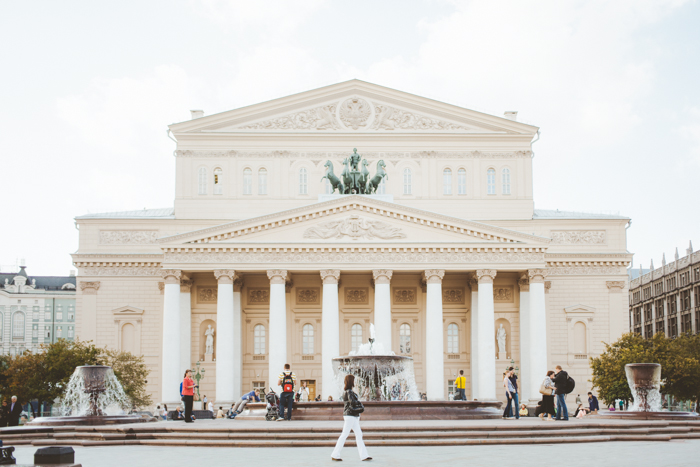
xmin=0 ymin=266 xmax=77 ymax=354
xmin=629 ymin=244 xmax=700 ymax=338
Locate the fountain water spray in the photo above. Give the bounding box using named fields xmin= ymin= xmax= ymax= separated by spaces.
xmin=61 ymin=365 xmax=130 ymax=416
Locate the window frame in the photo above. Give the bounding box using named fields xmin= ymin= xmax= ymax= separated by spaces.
xmin=253 ymin=324 xmax=266 ymax=355
xmin=443 ymin=168 xmax=452 ymax=195
xmin=399 ymin=323 xmax=411 ymax=354
xmin=243 ymin=168 xmax=253 ymax=195
xmin=501 ymin=168 xmax=511 ymax=195
xmin=299 ymin=167 xmax=308 ymax=195
xmin=486 ymin=168 xmax=496 ymax=195
xmin=447 ymin=323 xmax=459 ymax=354
xmin=457 ymin=168 xmax=466 ymax=195
xmin=198 ymin=167 xmax=208 ymax=195
xmin=258 ymin=168 xmax=268 ymax=195
xmin=213 ymin=167 xmax=223 ymax=195
xmin=351 ymin=323 xmax=363 ymax=352
xmin=302 ymin=323 xmax=314 ymax=355
xmin=403 ymin=168 xmax=412 ymax=195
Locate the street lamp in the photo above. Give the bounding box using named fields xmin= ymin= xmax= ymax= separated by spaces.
xmin=193 ymin=361 xmax=206 ymax=402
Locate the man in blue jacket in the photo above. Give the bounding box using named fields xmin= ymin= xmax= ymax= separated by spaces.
xmin=588 ymin=392 xmax=600 ymax=414
xmin=232 ymin=389 xmax=261 ymax=415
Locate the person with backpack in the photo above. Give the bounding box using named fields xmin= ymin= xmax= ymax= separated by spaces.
xmin=454 ymin=370 xmax=466 ymax=401
xmin=552 ymin=365 xmax=573 ymax=421
xmin=331 ymin=374 xmax=371 ymax=462
xmin=277 ymin=363 xmax=297 ymax=421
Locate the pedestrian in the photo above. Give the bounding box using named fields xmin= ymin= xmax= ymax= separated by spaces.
xmin=619 ymin=399 xmax=624 ymax=411
xmin=277 ymin=363 xmax=296 ymax=421
xmin=502 ymin=372 xmax=515 ymax=419
xmin=576 ymin=394 xmax=582 ymax=406
xmin=207 ymin=400 xmax=214 ymax=414
xmin=203 ymin=395 xmax=208 ymax=405
xmin=508 ymin=367 xmax=520 ymax=419
xmin=455 ymin=370 xmax=466 ymax=401
xmin=552 ymin=365 xmax=570 ymax=421
xmin=587 ymin=392 xmax=599 ymax=414
xmin=0 ymin=400 xmax=8 ymax=427
xmin=539 ymin=370 xmax=556 ymax=421
xmin=298 ymin=382 xmax=310 ymax=402
xmin=331 ymin=374 xmax=371 ymax=462
xmin=182 ymin=369 xmax=197 ymax=423
xmin=162 ymin=404 xmax=168 ymax=420
xmin=8 ymin=396 xmax=22 ymax=427
xmin=232 ymin=389 xmax=261 ymax=414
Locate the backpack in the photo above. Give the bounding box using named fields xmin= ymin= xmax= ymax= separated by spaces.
xmin=565 ymin=375 xmax=575 ymax=394
xmin=281 ymin=372 xmax=294 ymax=393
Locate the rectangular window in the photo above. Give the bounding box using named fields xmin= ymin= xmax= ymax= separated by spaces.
xmin=56 ymin=327 xmax=62 ymax=338
xmin=45 ymin=312 xmax=51 ymax=321
xmin=56 ymin=312 xmax=63 ymax=321
xmin=669 ymin=317 xmax=678 ymax=338
xmin=68 ymin=312 xmax=75 ymax=321
xmin=644 ymin=323 xmax=653 ymax=338
xmin=68 ymin=327 xmax=74 ymax=338
xmin=33 ymin=311 xmax=39 ymax=320
xmin=457 ymin=169 xmax=466 ymax=195
xmin=447 ymin=379 xmax=456 ymax=399
xmin=33 ymin=328 xmax=38 ymax=338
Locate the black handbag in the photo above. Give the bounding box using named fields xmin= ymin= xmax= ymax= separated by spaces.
xmin=349 ymin=392 xmax=365 ymax=415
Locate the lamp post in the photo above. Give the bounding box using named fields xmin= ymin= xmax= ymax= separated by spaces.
xmin=193 ymin=361 xmax=206 ymax=408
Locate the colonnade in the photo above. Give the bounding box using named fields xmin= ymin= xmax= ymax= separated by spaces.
xmin=159 ymin=268 xmax=548 ymax=406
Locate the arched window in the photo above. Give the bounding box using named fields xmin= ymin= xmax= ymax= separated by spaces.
xmin=403 ymin=168 xmax=412 ymax=195
xmin=299 ymin=168 xmax=308 ymax=195
xmin=351 ymin=324 xmax=363 ymax=352
xmin=12 ymin=312 xmax=25 ymax=339
xmin=121 ymin=323 xmax=135 ymax=352
xmin=458 ymin=168 xmax=466 ymax=195
xmin=574 ymin=322 xmax=587 ymax=354
xmin=443 ymin=168 xmax=452 ymax=195
xmin=302 ymin=324 xmax=314 ymax=355
xmin=447 ymin=323 xmax=459 ymax=353
xmin=399 ymin=323 xmax=411 ymax=354
xmin=243 ymin=168 xmax=252 ymax=195
xmin=254 ymin=324 xmax=266 ymax=354
xmin=258 ymin=168 xmax=267 ymax=195
xmin=487 ymin=168 xmax=496 ymax=195
xmin=198 ymin=167 xmax=207 ymax=195
xmin=502 ymin=168 xmax=511 ymax=195
xmin=213 ymin=168 xmax=223 ymax=195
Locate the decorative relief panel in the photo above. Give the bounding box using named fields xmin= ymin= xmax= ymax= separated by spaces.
xmin=99 ymin=230 xmax=158 ymax=244
xmin=371 ymin=104 xmax=469 ymax=131
xmin=393 ymin=288 xmax=417 ymax=305
xmin=548 ymin=266 xmax=622 ymax=276
xmin=197 ymin=286 xmax=218 ymax=304
xmin=239 ymin=105 xmax=340 ymax=130
xmin=442 ymin=288 xmax=465 ymax=304
xmin=339 ymin=97 xmax=371 ymax=130
xmin=81 ymin=267 xmax=161 ymax=276
xmin=303 ymin=215 xmax=406 ymax=240
xmin=551 ymin=231 xmax=606 ymax=244
xmin=296 ymin=288 xmax=320 ymax=304
xmin=248 ymin=288 xmax=270 ymax=304
xmin=345 ymin=288 xmax=369 ymax=305
xmin=493 ymin=286 xmax=514 ymax=303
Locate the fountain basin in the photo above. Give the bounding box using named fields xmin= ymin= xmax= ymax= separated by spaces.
xmin=27 ymin=414 xmax=155 ymax=426
xmin=333 ymin=355 xmax=419 ymax=401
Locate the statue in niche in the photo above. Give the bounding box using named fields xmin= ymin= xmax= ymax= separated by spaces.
xmin=204 ymin=325 xmax=215 ymax=355
xmin=496 ymin=323 xmax=507 ymax=355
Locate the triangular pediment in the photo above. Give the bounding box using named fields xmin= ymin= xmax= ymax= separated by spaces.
xmin=169 ymin=80 xmax=538 ymax=135
xmin=158 ymin=196 xmax=549 ymax=246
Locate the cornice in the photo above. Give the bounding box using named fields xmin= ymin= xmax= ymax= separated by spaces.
xmin=72 ymin=253 xmax=164 ymax=260
xmin=175 ymin=149 xmax=533 ymax=159
xmin=157 ymin=195 xmax=549 ymax=245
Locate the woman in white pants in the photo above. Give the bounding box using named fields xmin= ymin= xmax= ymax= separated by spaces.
xmin=331 ymin=374 xmax=372 ymax=462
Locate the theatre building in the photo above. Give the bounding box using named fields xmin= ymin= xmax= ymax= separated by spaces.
xmin=72 ymin=80 xmax=631 ymax=407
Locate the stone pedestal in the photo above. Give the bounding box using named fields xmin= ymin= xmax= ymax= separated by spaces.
xmin=204 ymin=354 xmax=213 ymax=363
xmin=498 ymin=352 xmax=506 ymax=360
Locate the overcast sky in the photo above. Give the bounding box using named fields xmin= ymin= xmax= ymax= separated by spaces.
xmin=1 ymin=0 xmax=698 ymax=275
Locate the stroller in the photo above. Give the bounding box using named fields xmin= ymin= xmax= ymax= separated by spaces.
xmin=265 ymin=387 xmax=279 ymax=421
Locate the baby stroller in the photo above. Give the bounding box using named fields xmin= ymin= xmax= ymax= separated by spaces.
xmin=265 ymin=387 xmax=279 ymax=421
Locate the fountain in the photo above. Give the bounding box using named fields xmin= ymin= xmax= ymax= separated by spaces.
xmin=28 ymin=365 xmax=155 ymax=426
xmin=600 ymin=363 xmax=698 ymax=420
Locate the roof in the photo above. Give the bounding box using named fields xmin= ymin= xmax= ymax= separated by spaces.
xmin=533 ymin=209 xmax=629 ymax=220
xmin=628 ymin=268 xmax=650 ymax=280
xmin=0 ymin=268 xmax=77 ymax=293
xmin=76 ymin=208 xmax=175 ymax=220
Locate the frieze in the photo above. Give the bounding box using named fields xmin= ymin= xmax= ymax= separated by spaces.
xmin=371 ymin=104 xmax=469 ymax=131
xmin=551 ymin=230 xmax=606 ymax=245
xmin=393 ymin=288 xmax=417 ymax=305
xmin=239 ymin=105 xmax=340 ymax=130
xmin=493 ymin=286 xmax=514 ymax=302
xmin=174 ymin=150 xmax=532 ymax=159
xmin=345 ymin=288 xmax=369 ymax=305
xmin=99 ymin=230 xmax=158 ymax=244
xmin=442 ymin=288 xmax=465 ymax=304
xmin=548 ymin=266 xmax=624 ymax=275
xmin=80 ymin=267 xmax=161 ymax=276
xmin=303 ymin=215 xmax=406 ymax=240
xmin=197 ymin=286 xmax=218 ymax=303
xmin=296 ymin=288 xmax=320 ymax=304
xmin=248 ymin=288 xmax=270 ymax=304
xmin=164 ymin=251 xmax=544 ymax=264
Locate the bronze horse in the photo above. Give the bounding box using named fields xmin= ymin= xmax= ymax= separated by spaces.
xmin=321 ymin=160 xmax=344 ymax=194
xmin=366 ymin=160 xmax=387 ymax=194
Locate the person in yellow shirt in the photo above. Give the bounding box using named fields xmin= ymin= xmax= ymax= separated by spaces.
xmin=455 ymin=370 xmax=466 ymax=401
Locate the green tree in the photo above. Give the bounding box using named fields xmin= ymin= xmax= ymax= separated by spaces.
xmin=663 ymin=333 xmax=700 ymax=404
xmin=98 ymin=348 xmax=152 ymax=409
xmin=0 ymin=354 xmax=14 ymax=401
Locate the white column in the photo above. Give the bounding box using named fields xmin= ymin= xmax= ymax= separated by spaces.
xmin=321 ymin=270 xmax=341 ymax=399
xmin=424 ymin=269 xmax=445 ymax=400
xmin=469 ymin=276 xmax=479 ymax=400
xmin=528 ymin=269 xmax=548 ymax=402
xmin=160 ymin=269 xmax=182 ymax=404
xmin=179 ymin=277 xmax=193 ymax=377
xmin=232 ymin=276 xmax=244 ymax=400
xmin=268 ymin=270 xmax=288 ymax=394
xmin=214 ymin=270 xmax=236 ymax=405
xmin=476 ymin=269 xmax=496 ymax=400
xmin=372 ymin=270 xmax=393 ymax=351
xmin=517 ymin=275 xmax=531 ymax=404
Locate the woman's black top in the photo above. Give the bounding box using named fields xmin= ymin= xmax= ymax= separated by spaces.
xmin=342 ymin=389 xmax=361 ymax=417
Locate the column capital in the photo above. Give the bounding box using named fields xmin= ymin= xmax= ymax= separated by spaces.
xmin=214 ymin=269 xmax=237 ymax=284
xmin=518 ymin=274 xmax=530 ymax=292
xmin=180 ymin=279 xmax=195 ymax=293
xmin=160 ymin=269 xmax=182 ymax=284
xmin=423 ymin=269 xmax=445 ymax=284
xmin=79 ymin=281 xmax=101 ymax=294
xmin=545 ymin=281 xmax=552 ymax=294
xmin=267 ymin=269 xmax=288 ymax=284
xmin=476 ymin=269 xmax=497 ymax=284
xmin=528 ymin=269 xmax=548 ymax=283
xmin=320 ymin=270 xmax=341 ymax=285
xmin=468 ymin=273 xmax=479 ymax=290
xmin=233 ymin=275 xmax=245 ymax=292
xmin=372 ymin=269 xmax=393 ymax=285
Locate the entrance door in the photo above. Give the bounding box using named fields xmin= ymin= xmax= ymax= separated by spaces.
xmin=302 ymin=380 xmax=316 ymax=401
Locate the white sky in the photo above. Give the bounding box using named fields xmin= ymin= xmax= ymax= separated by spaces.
xmin=1 ymin=0 xmax=698 ymax=275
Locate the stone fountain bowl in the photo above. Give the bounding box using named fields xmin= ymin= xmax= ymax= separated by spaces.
xmin=625 ymin=363 xmax=661 ymax=388
xmin=76 ymin=365 xmax=111 ymax=389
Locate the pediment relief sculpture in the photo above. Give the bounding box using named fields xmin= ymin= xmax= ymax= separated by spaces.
xmin=303 ymin=214 xmax=406 ymax=240
xmin=371 ymin=104 xmax=469 ymax=131
xmin=239 ymin=104 xmax=340 ymax=130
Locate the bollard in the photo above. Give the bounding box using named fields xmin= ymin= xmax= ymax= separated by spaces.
xmin=34 ymin=446 xmax=75 ymax=464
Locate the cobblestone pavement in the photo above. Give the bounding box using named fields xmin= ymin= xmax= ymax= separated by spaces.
xmin=11 ymin=440 xmax=700 ymax=467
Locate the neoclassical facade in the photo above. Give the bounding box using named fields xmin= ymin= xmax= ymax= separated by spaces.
xmin=73 ymin=80 xmax=631 ymax=406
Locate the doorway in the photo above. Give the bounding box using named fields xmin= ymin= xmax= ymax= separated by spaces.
xmin=302 ymin=380 xmax=316 ymax=401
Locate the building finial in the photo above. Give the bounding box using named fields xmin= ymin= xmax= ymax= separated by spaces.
xmin=675 ymin=247 xmax=679 ymax=261
xmin=650 ymin=259 xmax=654 ymax=270
xmin=662 ymin=253 xmax=666 ymax=266
xmin=689 ymin=240 xmax=694 ymax=255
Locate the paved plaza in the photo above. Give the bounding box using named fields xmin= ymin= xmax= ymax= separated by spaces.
xmin=11 ymin=440 xmax=700 ymax=466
